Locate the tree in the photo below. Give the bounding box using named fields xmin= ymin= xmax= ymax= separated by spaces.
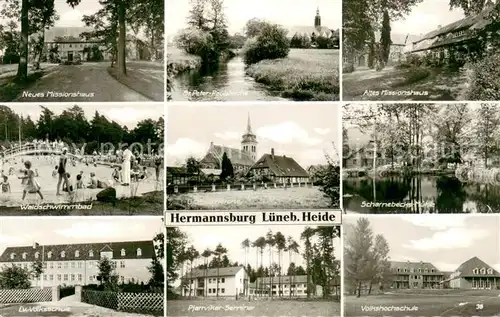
xmin=81 ymin=4 xmax=118 ymax=66
xmin=29 ymin=0 xmax=59 ymax=68
xmin=241 ymin=238 xmax=250 ymax=295
xmin=0 ymin=264 xmax=31 ymax=289
xmin=147 ymin=257 xmax=164 ymax=289
xmin=244 ymin=18 xmax=269 ymax=37
xmin=185 ymin=245 xmax=199 ymax=297
xmin=166 ymin=227 xmax=187 ymax=297
xmin=97 ymin=257 xmax=119 ymax=290
xmin=273 ymin=232 xmax=286 ymax=297
xmin=344 ymin=218 xmax=375 ymax=297
xmin=265 ymin=230 xmax=275 ymax=298
xmin=220 ymin=152 xmax=234 ymax=181
xmin=449 ymin=0 xmax=487 ymax=16
xmin=253 ymin=237 xmax=266 ymax=296
xmin=129 ymin=0 xmax=164 ymax=60
xmin=300 ymin=227 xmax=316 ymax=299
xmin=474 ymin=103 xmax=500 ymax=168
xmin=213 ymin=243 xmax=227 ymax=297
xmin=201 ymin=248 xmax=212 ymax=297
xmin=380 ymin=10 xmax=391 ymax=65
xmin=185 ymin=157 xmax=201 ymax=175
xmin=286 ymin=236 xmax=300 ymax=297
xmin=242 ymin=22 xmax=290 ymax=64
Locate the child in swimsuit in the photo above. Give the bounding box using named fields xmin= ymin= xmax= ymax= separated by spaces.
xmin=1 ymin=175 xmax=10 ymax=193
xmin=52 ymin=166 xmax=58 ymax=177
xmin=18 ymin=161 xmax=43 ymax=200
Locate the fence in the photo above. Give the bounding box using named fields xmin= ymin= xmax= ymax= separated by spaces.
xmin=82 ymin=290 xmax=163 ymax=315
xmin=0 ymin=287 xmax=52 ymax=304
xmin=168 ymin=181 xmax=314 ymax=195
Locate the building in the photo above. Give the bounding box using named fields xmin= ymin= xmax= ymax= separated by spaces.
xmin=250 ymin=275 xmax=322 ymax=297
xmin=180 ymin=266 xmax=248 ymax=297
xmin=446 ymin=256 xmax=500 ymax=289
xmin=288 ymin=8 xmax=337 ymax=40
xmin=200 ymin=115 xmax=257 ymax=173
xmin=410 ymin=0 xmax=498 ymax=59
xmin=32 ymin=27 xmax=151 ymax=63
xmin=249 ymin=149 xmax=310 ymax=184
xmin=389 ymin=261 xmax=444 ymax=289
xmin=0 ymin=240 xmax=157 ymax=287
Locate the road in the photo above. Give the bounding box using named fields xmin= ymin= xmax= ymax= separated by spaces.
xmin=13 ymin=61 xmax=156 ymax=102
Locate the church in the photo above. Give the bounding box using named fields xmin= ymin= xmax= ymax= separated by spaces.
xmin=287 ymin=7 xmax=336 ymax=40
xmin=200 ymin=115 xmax=258 ymax=174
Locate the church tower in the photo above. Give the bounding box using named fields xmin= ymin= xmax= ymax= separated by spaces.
xmin=314 ymin=7 xmax=321 ymax=28
xmin=241 ymin=113 xmax=258 ymax=161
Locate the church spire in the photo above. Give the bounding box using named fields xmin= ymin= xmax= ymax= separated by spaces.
xmin=315 ymin=6 xmax=321 ymax=28
xmin=246 ymin=112 xmax=253 ymax=134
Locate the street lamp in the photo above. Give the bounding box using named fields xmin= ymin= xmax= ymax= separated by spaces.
xmin=33 ymin=242 xmax=44 ymax=288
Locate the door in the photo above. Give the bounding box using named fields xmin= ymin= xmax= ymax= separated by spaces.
xmin=68 ymin=52 xmax=73 ymax=62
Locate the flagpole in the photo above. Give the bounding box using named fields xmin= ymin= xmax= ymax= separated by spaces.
xmin=19 ymin=115 xmax=21 ymax=148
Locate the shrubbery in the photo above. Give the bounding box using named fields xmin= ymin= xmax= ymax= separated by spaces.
xmin=174 ymin=28 xmax=218 ymax=63
xmin=466 ymin=52 xmax=500 ymax=100
xmin=242 ymin=23 xmax=290 ymax=64
xmin=343 ymin=62 xmax=355 ymax=73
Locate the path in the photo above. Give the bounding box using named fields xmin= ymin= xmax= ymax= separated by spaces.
xmin=14 ymin=62 xmax=150 ymax=102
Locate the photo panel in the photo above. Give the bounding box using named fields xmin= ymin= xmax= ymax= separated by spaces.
xmin=342 ymin=102 xmax=500 ymax=214
xmin=166 ymin=102 xmax=341 ymax=210
xmin=166 ymin=0 xmax=341 ymax=102
xmin=0 ymin=217 xmax=165 ymax=317
xmin=342 ymin=0 xmax=500 ymax=102
xmin=0 ymin=102 xmax=164 ymax=215
xmin=166 ymin=211 xmax=342 ymax=317
xmin=0 ymin=0 xmax=164 ymax=103
xmin=343 ymin=214 xmax=500 ymax=317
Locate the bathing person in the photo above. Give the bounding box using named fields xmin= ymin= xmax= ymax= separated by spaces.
xmin=19 ymin=161 xmax=43 ymax=200
xmin=121 ymin=145 xmax=134 ymax=186
xmin=56 ymin=148 xmax=69 ymax=196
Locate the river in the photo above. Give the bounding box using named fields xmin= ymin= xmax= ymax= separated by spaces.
xmin=343 ymin=175 xmax=500 ymax=213
xmin=169 ymin=56 xmax=286 ymax=101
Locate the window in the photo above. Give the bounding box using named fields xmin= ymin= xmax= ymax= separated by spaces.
xmin=10 ymin=253 xmax=15 ymax=260
xmin=43 ymin=275 xmax=47 ymax=280
xmin=49 ymin=274 xmax=53 ymax=281
xmin=57 ymin=262 xmax=62 ymax=269
xmin=208 ymin=289 xmax=212 ymax=294
xmin=61 ymin=251 xmax=66 ymax=258
xmin=480 ymin=268 xmax=486 ymax=274
xmin=22 ymin=252 xmax=27 ymax=259
xmin=473 ymin=268 xmax=479 ymax=274
xmin=78 ymin=274 xmax=82 ymax=281
xmin=71 ymin=262 xmax=75 ymax=268
xmin=89 ymin=250 xmax=94 ymax=257
xmin=75 ymin=250 xmax=80 ymax=258
xmin=64 ymin=274 xmax=68 ymax=281
xmin=47 ymin=251 xmax=52 ymax=259
xmin=78 ymin=262 xmax=82 ymax=268
xmin=64 ymin=262 xmax=68 ymax=269
xmin=57 ymin=274 xmax=61 ymax=281
xmin=121 ymin=249 xmax=126 ymax=256
xmin=50 ymin=262 xmax=54 ymax=269
xmin=23 ymin=263 xmax=27 ymax=269
xmin=71 ymin=274 xmax=75 ymax=281
xmin=120 ymin=261 xmax=125 ymax=268
xmin=35 ymin=252 xmax=39 ymax=259
xmin=488 ymin=268 xmax=493 ymax=274
xmin=136 ymin=248 xmax=142 ymax=256
xmin=221 ymin=278 xmax=225 ymax=283
xmin=431 ymin=269 xmax=434 ymax=273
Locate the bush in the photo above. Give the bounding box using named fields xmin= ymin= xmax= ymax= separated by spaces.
xmin=406 ymin=54 xmax=422 ymax=66
xmin=343 ymin=63 xmax=355 ymax=73
xmin=290 ymin=34 xmax=312 ymax=48
xmin=466 ymin=53 xmax=500 ymax=100
xmin=174 ymin=27 xmax=216 ymax=62
xmin=242 ymin=23 xmax=290 ymax=64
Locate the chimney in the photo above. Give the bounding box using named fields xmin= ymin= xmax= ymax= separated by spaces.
xmin=210 ymin=141 xmax=214 ymax=149
xmin=271 ymin=148 xmax=275 ymax=160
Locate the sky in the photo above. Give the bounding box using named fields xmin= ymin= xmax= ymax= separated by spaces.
xmin=166 ymin=103 xmax=341 ymax=168
xmin=5 ymin=103 xmax=163 ymax=130
xmin=391 ymin=0 xmax=465 ymax=36
xmin=166 ymin=0 xmax=341 ymax=39
xmin=345 ymin=215 xmax=500 ymax=273
xmin=0 ymin=217 xmax=164 ymax=256
xmin=171 ymin=224 xmax=341 ymax=284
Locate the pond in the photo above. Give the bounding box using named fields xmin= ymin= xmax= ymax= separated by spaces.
xmin=343 ymin=175 xmax=500 ymax=213
xmin=169 ymin=56 xmax=286 ymax=101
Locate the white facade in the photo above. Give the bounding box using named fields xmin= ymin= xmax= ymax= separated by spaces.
xmin=182 ymin=267 xmax=248 ymax=297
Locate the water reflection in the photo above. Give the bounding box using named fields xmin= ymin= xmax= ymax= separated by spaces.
xmin=170 ymin=56 xmax=286 ymax=101
xmin=343 ymin=175 xmax=500 ymax=213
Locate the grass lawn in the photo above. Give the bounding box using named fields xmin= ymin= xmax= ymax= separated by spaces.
xmin=0 ymin=191 xmax=163 ymax=216
xmin=167 ymin=299 xmax=340 ymax=317
xmin=167 ymin=46 xmax=202 ymax=76
xmin=246 ymin=49 xmax=339 ymax=101
xmin=0 ymin=72 xmax=46 ymax=101
xmin=167 ymin=187 xmax=332 ymax=210
xmin=345 ymin=289 xmax=500 ymax=317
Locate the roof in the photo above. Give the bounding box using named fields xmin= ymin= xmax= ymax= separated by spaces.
xmin=451 ymin=256 xmax=500 ymax=278
xmin=288 ymin=26 xmax=334 ymax=38
xmin=181 ymin=266 xmax=244 ymax=279
xmin=373 ymin=32 xmax=422 ymax=45
xmin=166 ymin=166 xmax=191 ymax=175
xmin=201 ymin=144 xmax=255 ymax=167
xmin=200 ymin=168 xmax=221 ymax=176
xmin=254 ymin=275 xmax=340 ymax=286
xmin=251 ymin=153 xmax=309 ymax=178
xmin=390 ymin=261 xmax=443 ymax=275
xmin=31 ymin=26 xmax=137 ymax=43
xmin=0 ymin=240 xmax=155 ymax=262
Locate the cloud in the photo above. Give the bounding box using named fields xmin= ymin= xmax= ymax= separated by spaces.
xmin=54 ymin=222 xmax=143 ymax=239
xmin=389 ymin=255 xmax=419 ymax=262
xmin=257 ymin=122 xmax=323 ymax=146
xmin=166 ymin=138 xmax=206 ymax=162
xmin=101 ymin=107 xmax=161 ymax=128
xmin=298 ymin=149 xmax=328 ymax=167
xmin=432 ymin=261 xmax=460 ymax=272
xmin=314 ymin=128 xmax=331 ymax=135
xmin=56 ymin=9 xmax=89 ymax=27
xmin=401 ymin=215 xmax=466 ymax=230
xmin=214 ymin=131 xmax=240 ymax=140
xmin=0 ymin=234 xmax=27 ymax=246
xmin=403 ymin=227 xmax=489 ymax=251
